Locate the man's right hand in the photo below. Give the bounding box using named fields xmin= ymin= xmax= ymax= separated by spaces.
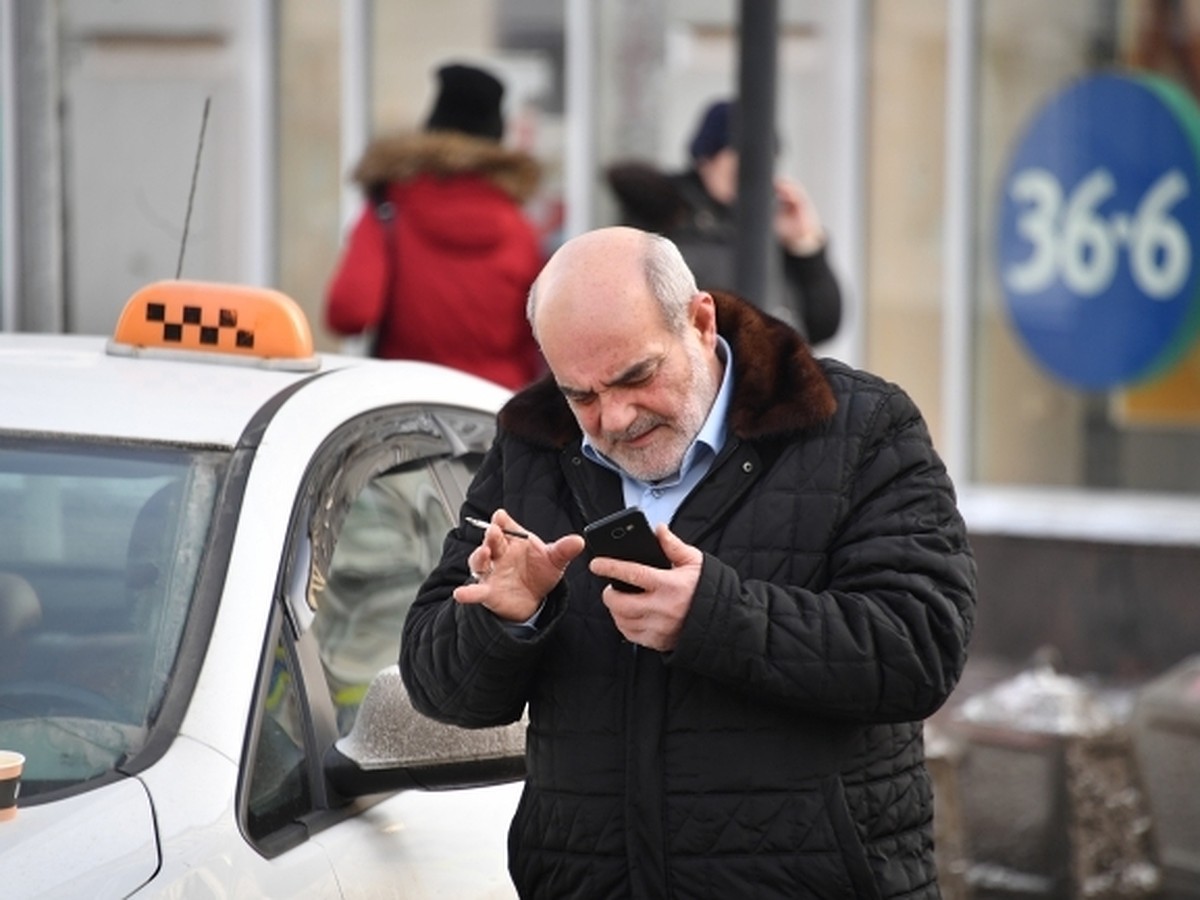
xmin=774 ymin=177 xmax=826 ymax=257
xmin=453 ymin=509 xmax=586 ymax=622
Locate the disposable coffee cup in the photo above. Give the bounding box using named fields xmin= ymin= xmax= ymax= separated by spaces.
xmin=0 ymin=750 xmax=25 ymax=822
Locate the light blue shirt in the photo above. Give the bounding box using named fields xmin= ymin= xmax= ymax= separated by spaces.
xmin=582 ymin=336 xmax=734 ymax=527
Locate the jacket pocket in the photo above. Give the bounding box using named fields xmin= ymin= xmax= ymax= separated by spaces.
xmin=820 ymin=775 xmax=884 ymax=900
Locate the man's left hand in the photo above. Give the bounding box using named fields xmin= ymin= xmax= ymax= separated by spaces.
xmin=596 ymin=524 xmax=703 ymax=652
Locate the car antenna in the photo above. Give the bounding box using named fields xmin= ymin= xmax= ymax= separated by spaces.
xmin=176 ymin=96 xmax=211 ymax=279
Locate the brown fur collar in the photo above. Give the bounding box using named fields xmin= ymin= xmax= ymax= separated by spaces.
xmin=498 ymin=290 xmax=837 ymax=448
xmin=352 ymin=131 xmax=541 ymax=203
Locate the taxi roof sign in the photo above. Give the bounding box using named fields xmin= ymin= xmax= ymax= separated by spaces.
xmin=108 ymin=280 xmax=319 ymax=371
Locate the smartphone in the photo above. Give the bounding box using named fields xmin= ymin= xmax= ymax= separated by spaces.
xmin=583 ymin=507 xmax=670 ymax=593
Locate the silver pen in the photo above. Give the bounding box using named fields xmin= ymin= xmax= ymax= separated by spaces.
xmin=465 ymin=515 xmax=530 ymax=539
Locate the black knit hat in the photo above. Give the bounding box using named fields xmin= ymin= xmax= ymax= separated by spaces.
xmin=688 ymin=99 xmax=781 ymax=161
xmin=424 ymin=63 xmax=505 ymax=141
xmin=689 ymin=100 xmax=734 ymax=161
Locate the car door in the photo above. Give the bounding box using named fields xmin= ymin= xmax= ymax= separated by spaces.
xmin=238 ymin=404 xmax=520 ymax=898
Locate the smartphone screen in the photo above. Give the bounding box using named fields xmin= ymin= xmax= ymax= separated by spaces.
xmin=583 ymin=507 xmax=670 ymax=593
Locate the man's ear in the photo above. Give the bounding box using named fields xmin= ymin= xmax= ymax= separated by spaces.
xmin=690 ymin=292 xmax=718 ymax=346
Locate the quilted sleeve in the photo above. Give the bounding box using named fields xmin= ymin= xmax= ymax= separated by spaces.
xmin=673 ymin=380 xmax=977 ymax=723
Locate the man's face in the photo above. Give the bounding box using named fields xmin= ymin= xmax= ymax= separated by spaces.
xmin=697 ymin=147 xmax=739 ymax=205
xmin=540 ymin=292 xmax=721 ymax=483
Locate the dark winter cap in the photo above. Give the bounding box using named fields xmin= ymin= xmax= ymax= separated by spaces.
xmin=424 ymin=63 xmax=505 ymax=141
xmin=688 ymin=100 xmax=735 ymax=160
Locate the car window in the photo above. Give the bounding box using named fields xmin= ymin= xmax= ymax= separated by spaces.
xmin=312 ymin=461 xmax=452 ymax=735
xmin=245 ymin=620 xmax=314 ymax=853
xmin=241 ymin=405 xmax=494 ymax=856
xmin=0 ymin=440 xmax=223 ymax=800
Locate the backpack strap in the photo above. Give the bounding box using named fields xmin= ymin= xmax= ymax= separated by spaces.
xmin=368 ymin=184 xmax=398 ymax=359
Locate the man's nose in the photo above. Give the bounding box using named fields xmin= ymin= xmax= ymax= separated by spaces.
xmin=597 ymin=391 xmax=637 ymax=435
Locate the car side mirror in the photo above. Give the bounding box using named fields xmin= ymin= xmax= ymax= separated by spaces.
xmin=323 ymin=665 xmax=525 ymax=798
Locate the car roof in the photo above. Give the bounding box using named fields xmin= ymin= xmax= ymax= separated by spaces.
xmin=0 ymin=282 xmax=511 ymax=447
xmin=0 ymin=332 xmax=319 ymax=445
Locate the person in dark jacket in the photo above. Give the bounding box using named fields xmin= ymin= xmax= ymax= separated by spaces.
xmin=606 ymin=98 xmax=843 ymax=343
xmin=400 ymin=226 xmax=976 ymax=899
xmin=324 ymin=62 xmax=544 ymax=390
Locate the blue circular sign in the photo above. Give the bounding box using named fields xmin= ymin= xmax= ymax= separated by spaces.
xmin=997 ymin=71 xmax=1200 ymax=389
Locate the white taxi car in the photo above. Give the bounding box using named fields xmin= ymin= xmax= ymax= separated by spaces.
xmin=0 ymin=281 xmax=525 ymax=897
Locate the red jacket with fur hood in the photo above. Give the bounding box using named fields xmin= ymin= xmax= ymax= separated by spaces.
xmin=325 ymin=130 xmax=545 ymax=389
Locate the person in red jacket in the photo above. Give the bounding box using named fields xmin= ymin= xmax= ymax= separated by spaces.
xmin=324 ymin=63 xmax=545 ymax=390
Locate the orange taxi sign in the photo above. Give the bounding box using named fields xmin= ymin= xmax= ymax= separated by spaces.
xmin=108 ymin=280 xmax=318 ymax=369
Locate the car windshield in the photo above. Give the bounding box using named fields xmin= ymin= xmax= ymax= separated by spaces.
xmin=0 ymin=438 xmax=224 ymax=799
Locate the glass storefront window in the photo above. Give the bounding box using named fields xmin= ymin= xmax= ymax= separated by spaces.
xmin=865 ymin=2 xmax=949 ymax=445
xmin=974 ymin=1 xmax=1200 ymax=495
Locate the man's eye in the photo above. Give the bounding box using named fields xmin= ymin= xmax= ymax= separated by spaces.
xmin=562 ymin=390 xmax=595 ymax=406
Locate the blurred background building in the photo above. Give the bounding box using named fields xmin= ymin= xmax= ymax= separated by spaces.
xmin=5 ymin=0 xmax=1200 ymax=682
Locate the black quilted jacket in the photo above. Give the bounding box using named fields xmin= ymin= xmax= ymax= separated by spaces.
xmin=400 ymin=292 xmax=977 ymax=899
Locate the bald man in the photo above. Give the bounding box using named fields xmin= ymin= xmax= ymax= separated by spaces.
xmin=401 ymin=227 xmax=976 ymax=899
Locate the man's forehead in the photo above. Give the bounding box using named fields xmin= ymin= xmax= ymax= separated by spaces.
xmin=537 ymin=277 xmax=662 ymax=343
xmin=540 ymin=299 xmax=671 ymax=386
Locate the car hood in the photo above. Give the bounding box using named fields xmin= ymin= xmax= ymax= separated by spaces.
xmin=0 ymin=777 xmax=158 ymax=896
